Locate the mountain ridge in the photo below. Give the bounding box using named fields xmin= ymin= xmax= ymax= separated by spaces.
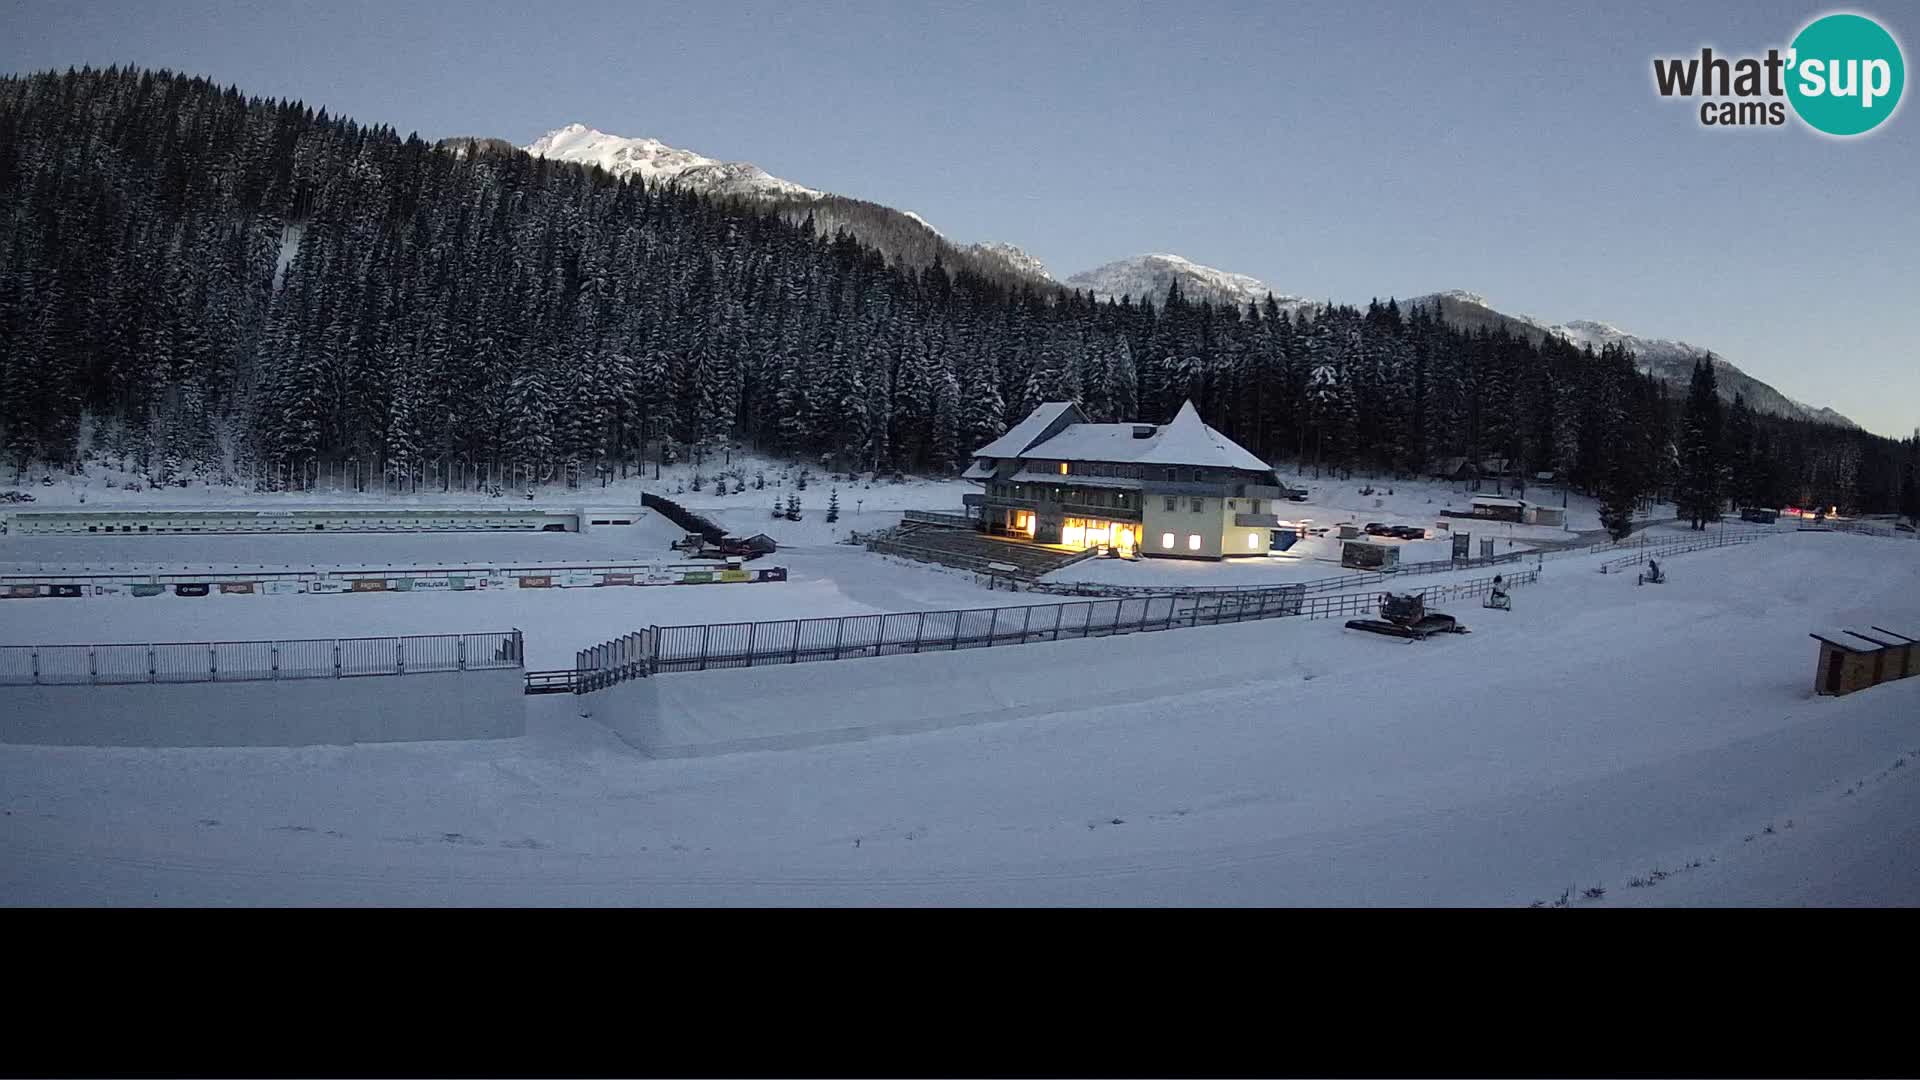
xmin=516 ymin=123 xmax=1852 ymax=428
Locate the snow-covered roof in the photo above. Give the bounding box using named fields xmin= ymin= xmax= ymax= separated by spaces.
xmin=983 ymin=401 xmax=1273 ymax=475
xmin=1006 ymin=470 xmax=1142 ymax=490
xmin=972 ymin=402 xmax=1085 ymax=459
xmin=1471 ymin=497 xmax=1526 ymax=508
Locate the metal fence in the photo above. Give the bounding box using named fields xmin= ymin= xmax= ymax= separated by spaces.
xmin=1596 ymin=529 xmax=1776 ymax=573
xmin=0 ymin=630 xmax=523 ymax=686
xmin=571 ymin=569 xmax=1539 ymax=688
xmin=1009 ymin=549 xmax=1535 ymax=600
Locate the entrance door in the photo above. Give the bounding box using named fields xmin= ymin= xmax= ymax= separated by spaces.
xmin=1114 ymin=525 xmax=1135 ymax=557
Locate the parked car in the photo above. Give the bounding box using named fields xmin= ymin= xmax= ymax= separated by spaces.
xmin=1389 ymin=525 xmax=1427 ymax=540
xmin=1364 ymin=522 xmax=1394 ymax=536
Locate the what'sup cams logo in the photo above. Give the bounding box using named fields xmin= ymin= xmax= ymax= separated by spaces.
xmin=1653 ymin=11 xmax=1904 ymax=135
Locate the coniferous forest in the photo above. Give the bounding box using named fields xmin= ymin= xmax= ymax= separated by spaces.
xmin=2 ymin=67 xmax=1915 ymax=526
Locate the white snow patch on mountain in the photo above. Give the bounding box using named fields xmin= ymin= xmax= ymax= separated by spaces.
xmin=1066 ymin=253 xmax=1313 ymax=311
xmin=965 ymin=242 xmax=1053 ymax=282
xmin=902 ymin=211 xmax=942 ymax=237
xmin=523 ymin=123 xmax=821 ymax=199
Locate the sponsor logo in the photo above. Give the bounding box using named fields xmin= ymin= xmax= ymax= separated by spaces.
xmin=350 ymin=579 xmax=388 ymax=592
xmin=1652 ymin=11 xmax=1904 ymax=134
xmin=218 ymin=582 xmax=256 ymax=594
xmin=518 ymin=575 xmax=553 ymax=588
xmin=173 ymin=582 xmax=210 ymax=597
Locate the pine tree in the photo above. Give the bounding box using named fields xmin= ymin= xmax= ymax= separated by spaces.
xmin=1676 ymin=358 xmax=1726 ymax=529
xmin=826 ymin=487 xmax=840 ymax=523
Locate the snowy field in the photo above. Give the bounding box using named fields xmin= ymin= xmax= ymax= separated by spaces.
xmin=3 ymin=530 xmax=1917 ymax=905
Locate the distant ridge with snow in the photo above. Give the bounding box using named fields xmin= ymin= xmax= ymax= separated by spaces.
xmin=1066 ymin=253 xmax=1316 ymax=312
xmin=523 ymin=123 xmax=821 ymax=199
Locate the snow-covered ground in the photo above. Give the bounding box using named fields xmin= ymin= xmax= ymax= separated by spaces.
xmin=3 ymin=530 xmax=1916 ymax=905
xmin=0 ymin=543 xmax=1050 ymax=669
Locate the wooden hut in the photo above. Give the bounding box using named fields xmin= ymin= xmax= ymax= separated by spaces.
xmin=1810 ymin=626 xmax=1920 ymax=696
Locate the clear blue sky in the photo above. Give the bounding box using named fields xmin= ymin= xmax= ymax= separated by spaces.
xmin=5 ymin=0 xmax=1914 ymax=437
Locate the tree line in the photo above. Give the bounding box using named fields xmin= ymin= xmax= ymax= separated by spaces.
xmin=2 ymin=66 xmax=1914 ymax=533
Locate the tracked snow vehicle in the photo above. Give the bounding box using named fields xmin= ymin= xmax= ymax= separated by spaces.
xmin=1345 ymin=592 xmax=1470 ymax=640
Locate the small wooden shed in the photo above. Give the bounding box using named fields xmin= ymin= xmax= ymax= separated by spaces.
xmin=1811 ymin=626 xmax=1920 ymax=696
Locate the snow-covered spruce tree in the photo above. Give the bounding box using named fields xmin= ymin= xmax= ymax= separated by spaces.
xmin=826 ymin=488 xmax=839 ymax=523
xmin=1676 ymin=358 xmax=1726 ymax=529
xmin=1901 ymin=448 xmax=1920 ymax=529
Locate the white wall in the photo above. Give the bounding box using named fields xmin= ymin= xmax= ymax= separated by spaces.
xmin=0 ymin=668 xmax=524 ymax=747
xmin=590 ymin=619 xmax=1296 ymax=758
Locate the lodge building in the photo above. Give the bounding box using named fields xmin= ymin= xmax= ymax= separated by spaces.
xmin=960 ymin=400 xmax=1288 ymax=560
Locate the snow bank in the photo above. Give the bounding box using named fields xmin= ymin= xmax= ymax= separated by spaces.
xmin=596 ymin=617 xmax=1354 ymax=757
xmin=1 ymin=668 xmax=523 ymax=747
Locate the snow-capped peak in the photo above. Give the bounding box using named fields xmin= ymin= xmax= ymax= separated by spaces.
xmin=523 ymin=124 xmax=821 ymax=199
xmin=1064 ymin=253 xmax=1311 ymax=310
xmin=1429 ymin=288 xmax=1491 ymax=307
xmin=901 ymin=211 xmax=942 ymax=237
xmin=964 ymin=241 xmax=1053 ymax=281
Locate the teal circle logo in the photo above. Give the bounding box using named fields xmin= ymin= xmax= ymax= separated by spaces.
xmin=1786 ymin=13 xmax=1905 ymax=135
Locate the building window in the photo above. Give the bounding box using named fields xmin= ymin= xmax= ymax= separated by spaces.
xmin=1188 ymin=534 xmax=1202 ymax=551
xmin=1247 ymin=533 xmax=1261 ymax=550
xmin=1059 ymin=462 xmax=1069 ymax=475
xmin=1228 ymin=499 xmax=1238 ymax=510
xmin=1253 ymin=499 xmax=1265 ymax=514
xmin=1164 ymin=497 xmax=1177 ymax=512
xmin=1161 ymin=532 xmax=1175 ymax=549
xmin=1190 ymin=498 xmax=1204 ymax=513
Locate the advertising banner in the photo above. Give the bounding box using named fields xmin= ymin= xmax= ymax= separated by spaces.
xmin=218 ymin=582 xmax=256 ymax=594
xmin=410 ymin=577 xmax=453 ymax=591
xmin=350 ymin=579 xmax=388 ymax=592
xmin=680 ymin=570 xmax=713 ymax=584
xmin=559 ymin=572 xmax=598 ymax=588
xmin=308 ymin=580 xmax=345 ymax=594
xmin=263 ymin=581 xmax=302 ymax=596
xmin=50 ymin=584 xmax=86 ymax=598
xmin=601 ymin=572 xmax=635 ymax=586
xmin=3 ymin=584 xmax=41 ymax=599
xmin=518 ymin=575 xmax=553 ymax=588
xmin=719 ymin=569 xmax=750 ymax=583
xmin=173 ymin=583 xmax=210 ymax=597
xmin=130 ymin=583 xmax=166 ymax=597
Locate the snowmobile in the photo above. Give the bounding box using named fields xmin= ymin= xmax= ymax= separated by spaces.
xmin=1346 ymin=592 xmax=1470 ymax=640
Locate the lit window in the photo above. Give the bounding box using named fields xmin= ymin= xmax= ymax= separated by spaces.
xmin=1161 ymin=532 xmax=1175 ymax=549
xmin=1059 ymin=462 xmax=1069 ymax=475
xmin=1247 ymin=533 xmax=1261 ymax=550
xmin=1188 ymin=534 xmax=1202 ymax=551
